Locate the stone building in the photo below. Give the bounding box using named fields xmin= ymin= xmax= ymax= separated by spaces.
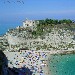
xmin=23 ymin=18 xmax=39 ymax=31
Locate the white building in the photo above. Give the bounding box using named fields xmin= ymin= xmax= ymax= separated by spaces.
xmin=23 ymin=18 xmax=39 ymax=30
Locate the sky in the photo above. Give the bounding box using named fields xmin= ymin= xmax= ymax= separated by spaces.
xmin=0 ymin=0 xmax=75 ymax=24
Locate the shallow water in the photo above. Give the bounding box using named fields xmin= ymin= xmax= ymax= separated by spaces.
xmin=49 ymin=54 xmax=75 ymax=75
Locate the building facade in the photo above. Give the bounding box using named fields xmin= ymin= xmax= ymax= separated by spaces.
xmin=23 ymin=18 xmax=39 ymax=31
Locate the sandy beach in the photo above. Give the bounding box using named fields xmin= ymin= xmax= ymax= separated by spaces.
xmin=3 ymin=49 xmax=75 ymax=75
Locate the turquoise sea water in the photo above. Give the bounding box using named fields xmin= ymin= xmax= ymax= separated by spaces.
xmin=49 ymin=54 xmax=75 ymax=75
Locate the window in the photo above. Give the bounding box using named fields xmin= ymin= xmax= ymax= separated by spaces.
xmin=33 ymin=22 xmax=35 ymax=23
xmin=27 ymin=24 xmax=29 ymax=26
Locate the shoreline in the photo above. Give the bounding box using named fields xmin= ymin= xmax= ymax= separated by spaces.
xmin=3 ymin=49 xmax=75 ymax=75
xmin=4 ymin=49 xmax=75 ymax=55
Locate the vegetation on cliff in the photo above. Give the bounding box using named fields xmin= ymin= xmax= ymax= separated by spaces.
xmin=32 ymin=18 xmax=74 ymax=37
xmin=0 ymin=18 xmax=75 ymax=51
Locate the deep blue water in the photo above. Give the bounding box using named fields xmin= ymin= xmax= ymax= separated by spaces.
xmin=0 ymin=23 xmax=21 ymax=35
xmin=50 ymin=54 xmax=75 ymax=75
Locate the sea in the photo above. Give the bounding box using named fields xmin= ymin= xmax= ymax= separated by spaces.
xmin=0 ymin=23 xmax=21 ymax=36
xmin=49 ymin=54 xmax=75 ymax=75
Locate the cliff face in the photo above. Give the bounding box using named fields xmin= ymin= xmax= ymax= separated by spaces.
xmin=0 ymin=19 xmax=75 ymax=51
xmin=0 ymin=51 xmax=3 ymax=75
xmin=5 ymin=27 xmax=75 ymax=51
xmin=0 ymin=50 xmax=8 ymax=75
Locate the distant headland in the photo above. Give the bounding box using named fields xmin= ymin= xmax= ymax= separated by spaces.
xmin=0 ymin=18 xmax=75 ymax=52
